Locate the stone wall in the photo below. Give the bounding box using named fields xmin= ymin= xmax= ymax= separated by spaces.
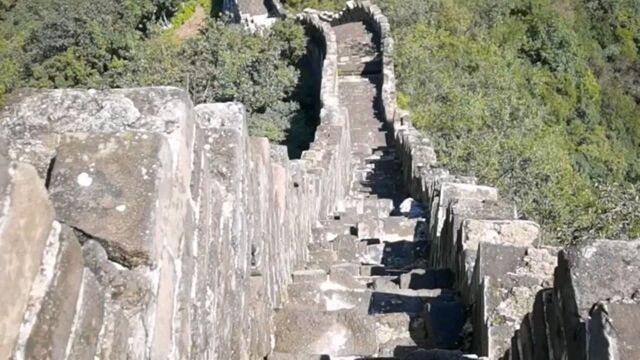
xmin=0 ymin=15 xmax=348 ymax=358
xmin=334 ymin=1 xmax=640 ymax=359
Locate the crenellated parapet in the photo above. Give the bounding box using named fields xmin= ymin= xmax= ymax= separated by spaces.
xmin=0 ymin=46 xmax=350 ymax=360
xmin=331 ymin=2 xmax=640 ymax=359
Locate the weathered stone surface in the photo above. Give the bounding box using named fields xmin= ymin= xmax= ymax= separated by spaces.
xmin=462 ymin=220 xmax=540 ymax=250
xmin=49 ymin=132 xmax=165 ymax=267
xmin=380 ymin=216 xmax=419 ymax=242
xmin=294 ymin=269 xmax=328 ymax=283
xmin=82 ymin=240 xmax=150 ymax=358
xmin=0 ymin=156 xmax=55 ymax=359
xmin=589 ymin=302 xmax=640 ymax=360
xmin=434 ymin=183 xmax=499 ymax=240
xmin=23 ymin=225 xmax=83 ymax=360
xmin=274 ymin=308 xmax=377 ymax=356
xmin=66 ymin=269 xmax=105 ymax=360
xmin=374 ymin=312 xmax=416 ymax=356
xmin=473 ymin=243 xmax=556 ymax=358
xmin=0 ymin=87 xmax=194 ymax=177
xmin=552 ymin=240 xmax=640 ymax=360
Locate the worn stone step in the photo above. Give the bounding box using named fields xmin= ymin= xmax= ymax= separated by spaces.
xmin=380 ymin=240 xmax=430 ymax=270
xmin=424 ymin=299 xmax=466 ymax=349
xmin=379 ymin=217 xmax=421 ymax=242
xmin=293 ymin=269 xmax=328 ymax=283
xmin=286 ymin=282 xmax=370 ymax=313
xmin=308 ymin=249 xmax=340 ymax=272
xmin=399 ymin=269 xmax=455 ymax=290
xmin=369 ymin=289 xmax=456 ymax=315
xmin=274 ymin=308 xmax=378 ymax=356
xmin=375 ymin=313 xmax=424 ymax=357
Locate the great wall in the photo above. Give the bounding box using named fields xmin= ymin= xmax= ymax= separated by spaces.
xmin=0 ymin=1 xmax=638 ymax=359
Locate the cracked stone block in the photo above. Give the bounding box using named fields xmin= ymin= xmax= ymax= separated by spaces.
xmin=82 ymin=240 xmax=151 ymax=358
xmin=0 ymin=156 xmax=55 ymax=359
xmin=554 ymin=240 xmax=640 ymax=360
xmin=274 ymin=308 xmax=377 ymax=356
xmin=589 ymin=302 xmax=640 ymax=360
xmin=49 ymin=132 xmax=167 ymax=267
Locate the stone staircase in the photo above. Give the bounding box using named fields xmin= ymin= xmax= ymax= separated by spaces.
xmin=269 ymin=20 xmax=479 ymax=360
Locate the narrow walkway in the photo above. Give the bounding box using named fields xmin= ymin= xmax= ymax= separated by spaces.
xmin=269 ymin=21 xmax=474 ymax=360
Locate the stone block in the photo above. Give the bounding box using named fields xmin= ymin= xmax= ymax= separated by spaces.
xmin=473 ymin=243 xmax=556 ymax=358
xmin=380 ymin=216 xmax=418 ymax=242
xmin=274 ymin=308 xmax=377 ymax=356
xmin=66 ymin=269 xmax=106 ymax=360
xmin=23 ymin=226 xmax=84 ymax=360
xmin=374 ymin=313 xmax=416 ymax=356
xmin=0 ymin=157 xmax=55 ymax=359
xmin=0 ymin=87 xmax=194 ymax=177
xmin=554 ymin=240 xmax=640 ymax=360
xmin=293 ymin=269 xmax=328 ymax=283
xmin=589 ymin=302 xmax=640 ymax=360
xmin=434 ymin=183 xmax=498 ymax=240
xmin=48 ymin=132 xmax=166 ymax=267
xmin=430 ymin=198 xmax=516 ymax=272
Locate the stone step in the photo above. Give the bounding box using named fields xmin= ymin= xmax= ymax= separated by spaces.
xmin=358 ymin=216 xmax=422 ymax=242
xmin=274 ymin=308 xmax=378 ymax=356
xmin=399 ymin=269 xmax=455 ymax=290
xmin=375 ymin=313 xmax=424 ymax=357
xmin=368 ymin=289 xmax=457 ymax=316
xmin=286 ymin=282 xmax=370 ymax=313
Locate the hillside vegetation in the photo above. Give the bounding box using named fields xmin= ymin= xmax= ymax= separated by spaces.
xmin=1 ymin=0 xmax=639 ymax=243
xmin=379 ymin=0 xmax=640 ymax=243
xmin=0 ymin=0 xmax=310 ymax=150
xmin=283 ymin=0 xmax=639 ymax=243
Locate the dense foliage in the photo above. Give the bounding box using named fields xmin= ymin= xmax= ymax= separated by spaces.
xmin=2 ymin=0 xmax=638 ymax=242
xmin=378 ymin=0 xmax=640 ymax=243
xmin=0 ymin=0 xmax=312 ymax=146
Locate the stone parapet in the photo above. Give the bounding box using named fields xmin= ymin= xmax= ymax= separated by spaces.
xmin=333 ymin=2 xmax=640 ymax=359
xmin=0 ymin=70 xmax=350 ymax=360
